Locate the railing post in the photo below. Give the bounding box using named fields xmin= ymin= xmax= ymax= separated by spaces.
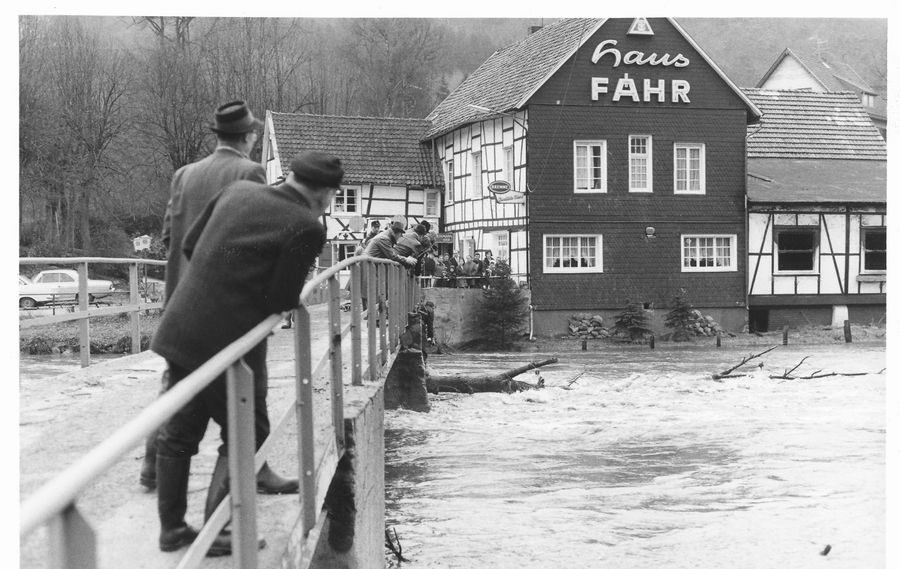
xmin=378 ymin=264 xmax=387 ymax=364
xmin=226 ymin=359 xmax=258 ymax=568
xmin=350 ymin=263 xmax=363 ymax=387
xmin=328 ymin=276 xmax=345 ymax=450
xmin=48 ymin=504 xmax=96 ymax=569
xmin=293 ymin=306 xmax=318 ymax=535
xmin=77 ymin=262 xmax=90 ymax=367
xmin=366 ymin=262 xmax=377 ymax=382
xmin=129 ymin=263 xmax=141 ymax=354
xmin=388 ymin=265 xmax=398 ymax=350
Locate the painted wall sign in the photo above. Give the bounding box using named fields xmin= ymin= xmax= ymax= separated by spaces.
xmin=435 ymin=233 xmax=453 ymax=244
xmin=591 ymin=75 xmax=691 ymax=103
xmin=487 ymin=180 xmax=512 ymax=194
xmin=589 ymin=39 xmax=692 ymax=104
xmin=591 ymin=39 xmax=690 ymax=68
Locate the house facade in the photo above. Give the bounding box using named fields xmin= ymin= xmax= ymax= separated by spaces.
xmin=262 ymin=112 xmax=442 ymax=281
xmin=741 ymin=89 xmax=887 ymax=330
xmin=425 ymin=17 xmax=761 ymax=333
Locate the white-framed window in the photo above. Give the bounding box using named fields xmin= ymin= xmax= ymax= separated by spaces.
xmin=681 ymin=234 xmax=737 ymax=272
xmin=446 ymin=160 xmax=454 ymax=202
xmin=503 ymin=146 xmax=515 ymax=191
xmin=774 ymin=228 xmax=819 ymax=273
xmin=861 ymin=227 xmax=886 ymax=273
xmin=674 ymin=143 xmax=705 ymax=194
xmin=861 ymin=92 xmax=875 ymax=108
xmin=331 ymin=186 xmax=357 ymax=214
xmin=543 ymin=235 xmax=603 ymax=273
xmin=629 ymin=135 xmax=652 ymax=192
xmin=333 ymin=241 xmax=358 ymax=263
xmin=472 ymin=152 xmax=483 ymax=197
xmin=574 ymin=140 xmax=607 ymax=193
xmin=424 ymin=189 xmax=440 ymax=217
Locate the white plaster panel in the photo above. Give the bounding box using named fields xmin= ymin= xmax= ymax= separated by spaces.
xmin=795 ymin=275 xmax=818 ymax=294
xmin=858 ymin=281 xmax=882 ymax=294
xmin=774 ymin=213 xmax=795 ymax=226
xmin=848 ymin=215 xmax=861 ymax=255
xmin=772 ymin=276 xmax=795 ymax=295
xmin=861 ymin=214 xmax=883 ymax=227
xmin=749 ymin=256 xmax=772 ymax=294
xmin=748 ymin=214 xmax=772 ymax=254
xmin=819 ymin=255 xmax=842 ymax=294
xmin=823 ymin=215 xmax=847 ymax=254
xmin=847 ymin=253 xmax=861 ymax=289
xmin=796 ymin=214 xmax=819 ymax=226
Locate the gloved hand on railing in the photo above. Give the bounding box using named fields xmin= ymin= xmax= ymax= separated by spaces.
xmin=403 ymin=256 xmax=417 ymax=267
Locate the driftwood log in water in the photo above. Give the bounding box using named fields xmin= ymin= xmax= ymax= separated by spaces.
xmin=426 ymin=357 xmax=559 ymax=394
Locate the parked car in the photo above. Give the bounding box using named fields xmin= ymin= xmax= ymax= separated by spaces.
xmin=19 ymin=269 xmax=115 ymax=308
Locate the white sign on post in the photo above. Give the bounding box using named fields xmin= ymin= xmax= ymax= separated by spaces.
xmin=133 ymin=234 xmax=152 ymax=252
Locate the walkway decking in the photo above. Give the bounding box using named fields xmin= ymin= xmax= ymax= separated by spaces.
xmin=19 ymin=304 xmax=384 ymax=569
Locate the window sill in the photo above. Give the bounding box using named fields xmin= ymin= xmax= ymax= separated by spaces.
xmin=774 ymin=271 xmax=819 ymax=276
xmin=857 ymin=274 xmax=886 ymax=283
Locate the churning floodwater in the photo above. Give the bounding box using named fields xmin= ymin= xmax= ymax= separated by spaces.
xmin=385 ymin=344 xmax=886 ymax=569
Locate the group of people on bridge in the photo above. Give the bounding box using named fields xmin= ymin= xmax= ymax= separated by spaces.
xmin=347 ymin=220 xmax=504 ymax=289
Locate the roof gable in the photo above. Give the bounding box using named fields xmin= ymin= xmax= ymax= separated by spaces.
xmin=742 ymin=88 xmax=886 ymax=160
xmin=425 ymin=17 xmax=759 ymax=139
xmin=267 ymin=112 xmax=439 ymax=187
xmin=425 ymin=18 xmax=603 ymax=139
xmin=758 ymin=48 xmax=876 ymax=94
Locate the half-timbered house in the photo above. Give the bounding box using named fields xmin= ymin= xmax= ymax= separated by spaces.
xmin=741 ymin=89 xmax=887 ymax=331
xmin=424 ymin=17 xmax=762 ymax=333
xmin=262 ymin=111 xmax=442 ymax=282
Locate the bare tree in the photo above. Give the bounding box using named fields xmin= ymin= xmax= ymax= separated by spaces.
xmin=342 ymin=19 xmax=445 ymax=117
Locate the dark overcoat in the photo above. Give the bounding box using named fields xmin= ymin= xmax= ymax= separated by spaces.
xmin=152 ymin=181 xmax=325 ymax=371
xmin=162 ymin=147 xmax=266 ymax=302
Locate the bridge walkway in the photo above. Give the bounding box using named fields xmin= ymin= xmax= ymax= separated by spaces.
xmin=19 ymin=303 xmax=383 ymax=569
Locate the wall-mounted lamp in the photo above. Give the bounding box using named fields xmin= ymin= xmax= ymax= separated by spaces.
xmin=644 ymin=226 xmax=657 ymax=239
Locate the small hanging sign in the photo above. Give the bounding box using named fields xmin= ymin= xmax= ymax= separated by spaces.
xmin=487 ymin=180 xmax=512 ymax=194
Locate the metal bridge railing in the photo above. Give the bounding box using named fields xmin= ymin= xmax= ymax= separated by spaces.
xmin=19 ymin=257 xmax=169 ymax=367
xmin=20 ymin=256 xmax=420 ymax=569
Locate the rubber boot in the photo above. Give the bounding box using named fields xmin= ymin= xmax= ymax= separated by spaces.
xmin=157 ymin=454 xmax=198 ymax=552
xmin=139 ymin=431 xmax=158 ymax=490
xmin=256 ymin=462 xmax=299 ymax=495
xmin=204 ymin=455 xmax=266 ymax=557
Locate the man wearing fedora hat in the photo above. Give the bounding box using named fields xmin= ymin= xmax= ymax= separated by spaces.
xmin=141 ymin=101 xmax=297 ymax=499
xmin=151 ymin=150 xmax=344 ymax=555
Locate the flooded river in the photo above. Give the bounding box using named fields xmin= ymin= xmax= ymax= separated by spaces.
xmin=385 ymin=344 xmax=886 ymax=568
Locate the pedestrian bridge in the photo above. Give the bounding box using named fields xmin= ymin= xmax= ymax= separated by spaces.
xmin=19 ymin=256 xmax=422 ymax=569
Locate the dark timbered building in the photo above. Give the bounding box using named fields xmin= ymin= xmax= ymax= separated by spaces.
xmin=424 ymin=17 xmax=761 ymax=333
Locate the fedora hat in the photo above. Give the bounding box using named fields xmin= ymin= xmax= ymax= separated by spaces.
xmin=210 ymin=100 xmax=263 ymax=134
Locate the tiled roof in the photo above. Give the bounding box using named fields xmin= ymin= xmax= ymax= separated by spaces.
xmin=757 ymin=48 xmax=887 ymax=122
xmin=268 ymin=112 xmax=440 ymax=187
xmin=424 ymin=18 xmax=601 ymax=139
xmin=747 ymin=158 xmax=885 ymax=203
xmin=742 ymin=89 xmax=886 ymax=160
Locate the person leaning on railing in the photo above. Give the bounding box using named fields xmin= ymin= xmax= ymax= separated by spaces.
xmin=148 ymin=150 xmax=344 ymax=556
xmin=360 ymin=221 xmax=416 ymax=310
xmin=142 ymin=100 xmax=296 ymax=500
xmin=393 ymin=223 xmax=433 ymax=276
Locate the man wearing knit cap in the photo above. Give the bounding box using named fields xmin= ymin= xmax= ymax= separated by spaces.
xmin=142 ymin=100 xmax=296 ymax=498
xmin=150 ymin=150 xmax=343 ymax=556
